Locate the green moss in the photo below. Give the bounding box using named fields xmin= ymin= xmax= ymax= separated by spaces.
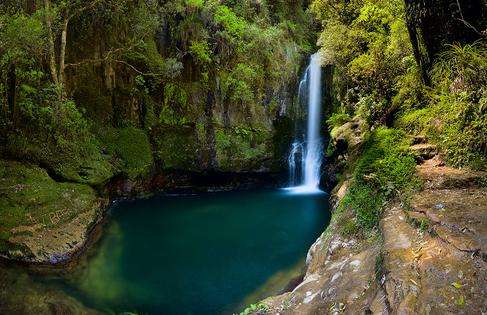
xmin=340 ymin=217 xmax=361 ymax=238
xmin=214 ymin=5 xmax=246 ymax=37
xmin=326 ymin=111 xmax=351 ymax=131
xmin=338 ymin=128 xmax=419 ymax=230
xmin=239 ymin=303 xmax=269 ymax=315
xmin=99 ymin=127 xmax=154 ymax=179
xmin=0 ymin=160 xmax=98 ymax=253
xmin=397 ymin=92 xmax=487 ymax=170
xmin=1 ymin=98 xmax=114 ymax=186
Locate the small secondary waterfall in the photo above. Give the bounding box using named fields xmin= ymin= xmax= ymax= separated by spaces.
xmin=286 ymin=53 xmax=323 ymax=193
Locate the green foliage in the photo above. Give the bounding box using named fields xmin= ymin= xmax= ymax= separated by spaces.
xmin=0 ymin=0 xmax=314 ymax=183
xmin=314 ymin=0 xmax=411 ymax=121
xmin=0 ymin=12 xmax=46 ymax=58
xmin=214 ymin=5 xmax=246 ymax=38
xmin=431 ymin=42 xmax=487 ymax=92
xmin=221 ymin=63 xmax=263 ymax=105
xmin=186 ymin=0 xmax=204 ymax=8
xmin=339 ymin=128 xmax=419 ymax=230
xmin=189 ymin=40 xmax=212 ymax=64
xmin=215 ymin=125 xmax=271 ymax=171
xmin=315 ymin=0 xmax=485 ymax=171
xmin=152 ymin=125 xmax=199 ymax=170
xmin=326 ymin=111 xmax=351 ymax=131
xmin=397 ymin=42 xmax=487 ymax=169
xmin=1 ymin=94 xmax=114 ymax=185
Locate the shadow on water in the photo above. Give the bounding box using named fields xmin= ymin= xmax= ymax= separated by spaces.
xmin=35 ymin=189 xmax=331 ymax=315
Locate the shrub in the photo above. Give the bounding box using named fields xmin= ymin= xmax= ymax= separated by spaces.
xmin=326 ymin=111 xmax=351 ymax=131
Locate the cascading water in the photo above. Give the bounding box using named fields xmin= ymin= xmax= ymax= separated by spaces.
xmin=286 ymin=53 xmax=323 ymax=194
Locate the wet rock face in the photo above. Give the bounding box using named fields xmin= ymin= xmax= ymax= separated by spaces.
xmin=260 ymin=226 xmax=386 ymax=314
xmin=329 ymin=118 xmax=365 ymax=156
xmin=410 ymin=143 xmax=438 ymax=163
xmin=381 ymin=155 xmax=487 ymax=314
xmin=104 ymin=170 xmax=286 ymax=197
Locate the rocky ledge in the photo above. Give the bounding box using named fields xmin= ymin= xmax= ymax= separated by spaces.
xmin=0 ymin=160 xmax=106 ymax=264
xmin=259 ymin=148 xmax=487 ymax=314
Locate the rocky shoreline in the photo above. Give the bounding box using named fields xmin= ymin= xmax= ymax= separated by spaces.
xmin=0 ymin=159 xmax=286 ymax=266
xmin=0 ymin=164 xmax=289 ymax=314
xmin=256 ymin=146 xmax=487 ymax=314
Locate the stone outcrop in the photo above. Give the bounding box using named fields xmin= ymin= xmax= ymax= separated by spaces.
xmin=381 ymin=156 xmax=487 ymax=313
xmin=0 ymin=160 xmax=106 ymax=264
xmin=259 ymin=146 xmax=487 ymax=314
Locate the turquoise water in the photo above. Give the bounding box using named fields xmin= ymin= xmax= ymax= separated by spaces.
xmin=53 ymin=189 xmax=330 ymax=314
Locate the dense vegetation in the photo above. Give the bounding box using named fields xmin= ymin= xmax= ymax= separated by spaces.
xmin=316 ymin=0 xmax=486 ymax=233
xmin=0 ymin=0 xmax=315 ymax=185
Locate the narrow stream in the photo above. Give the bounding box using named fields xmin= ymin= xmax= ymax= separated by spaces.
xmin=42 ymin=189 xmax=330 ymax=314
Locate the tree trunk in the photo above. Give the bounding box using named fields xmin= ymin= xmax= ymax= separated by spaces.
xmin=59 ymin=12 xmax=69 ymax=99
xmin=24 ymin=0 xmax=37 ymax=14
xmin=44 ymin=0 xmax=59 ymax=86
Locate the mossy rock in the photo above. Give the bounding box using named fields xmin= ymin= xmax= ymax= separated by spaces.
xmin=52 ymin=153 xmax=115 ymax=187
xmin=0 ymin=267 xmax=100 ymax=314
xmin=0 ymin=160 xmax=103 ymax=263
xmin=99 ymin=127 xmax=154 ymax=179
xmin=4 ymin=132 xmax=114 ymax=187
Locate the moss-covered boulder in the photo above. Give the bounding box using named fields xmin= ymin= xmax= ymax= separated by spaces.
xmin=0 ymin=160 xmax=105 ymax=264
xmin=99 ymin=127 xmax=154 ymax=179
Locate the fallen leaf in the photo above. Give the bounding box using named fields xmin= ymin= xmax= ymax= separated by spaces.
xmin=451 ymin=282 xmax=462 ymax=289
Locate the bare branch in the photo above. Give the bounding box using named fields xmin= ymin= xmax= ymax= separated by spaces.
xmin=43 ymin=0 xmax=59 ymax=85
xmin=455 ymin=1 xmax=484 ymax=36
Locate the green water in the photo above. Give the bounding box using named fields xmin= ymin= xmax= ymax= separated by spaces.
xmin=52 ymin=189 xmax=330 ymax=314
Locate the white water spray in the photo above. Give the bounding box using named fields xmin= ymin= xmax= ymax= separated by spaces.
xmin=286 ymin=53 xmax=323 ymax=194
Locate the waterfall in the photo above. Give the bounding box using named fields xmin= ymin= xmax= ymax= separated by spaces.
xmin=286 ymin=53 xmax=323 ymax=194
